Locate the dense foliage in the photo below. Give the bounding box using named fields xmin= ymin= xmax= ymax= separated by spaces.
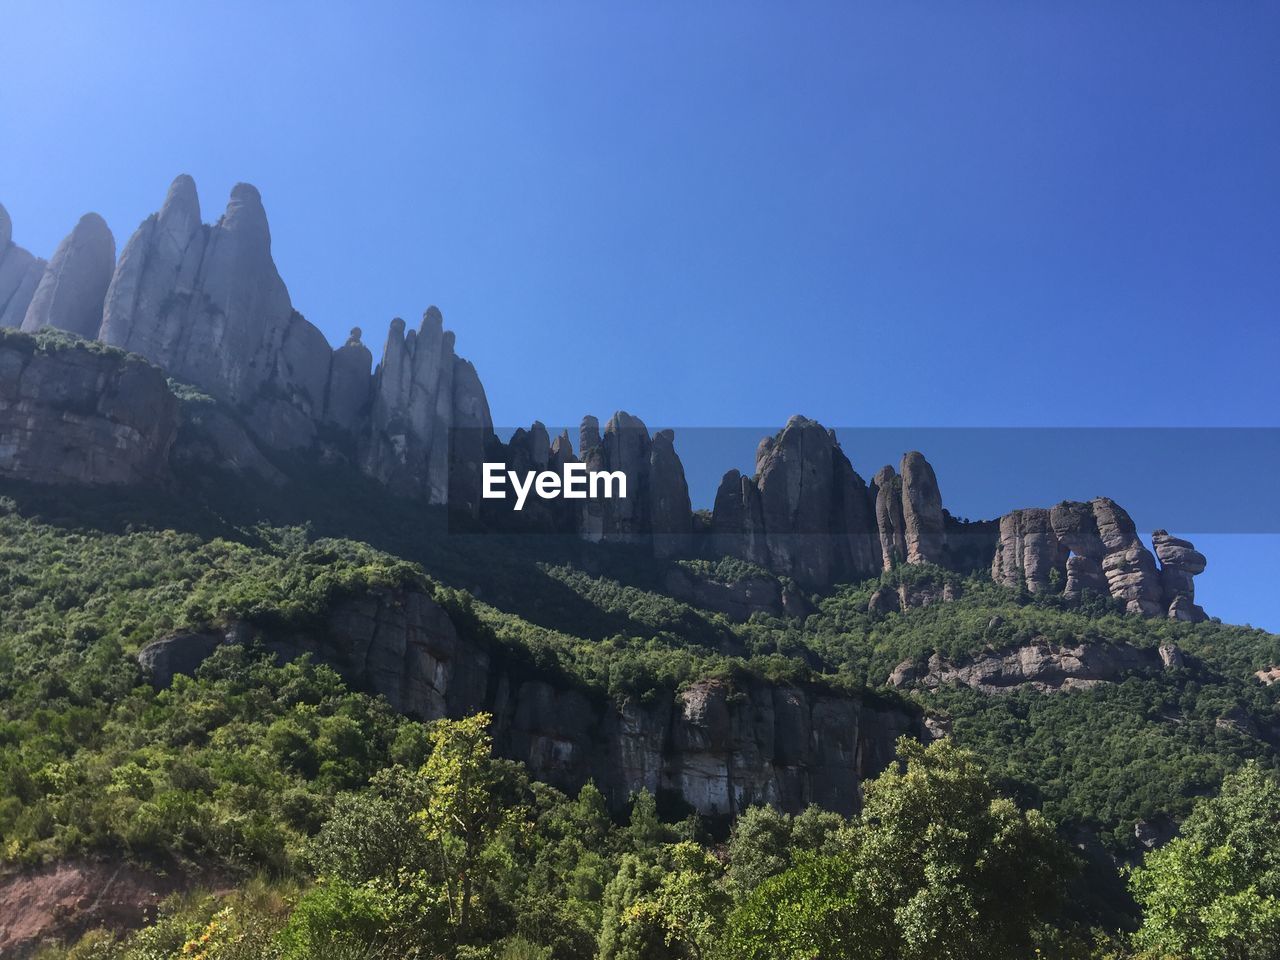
xmin=1 ymin=471 xmax=1278 ymax=957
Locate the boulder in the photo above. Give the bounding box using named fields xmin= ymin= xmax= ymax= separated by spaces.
xmin=1152 ymin=529 xmax=1208 ymax=622
xmin=324 ymin=328 xmax=373 ymax=433
xmin=21 ymin=213 xmax=115 ymax=338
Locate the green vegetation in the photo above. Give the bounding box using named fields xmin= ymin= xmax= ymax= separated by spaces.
xmin=1 ymin=470 xmax=1278 ymax=957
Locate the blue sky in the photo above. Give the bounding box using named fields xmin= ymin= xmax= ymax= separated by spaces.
xmin=2 ymin=2 xmax=1277 ymax=627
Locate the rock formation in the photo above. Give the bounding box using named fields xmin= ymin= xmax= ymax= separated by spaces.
xmin=100 ymin=179 xmax=331 ymax=451
xmin=899 ymin=450 xmax=946 ymax=565
xmin=576 ymin=412 xmax=694 ymax=553
xmin=138 ymin=583 xmax=920 ymax=816
xmin=1152 ymin=530 xmax=1208 ymax=622
xmin=0 ymin=203 xmax=47 ymax=328
xmin=889 ymin=638 xmax=1184 ymax=694
xmin=0 ymin=331 xmax=177 ymax=485
xmin=20 ymin=213 xmax=115 ymax=338
xmin=990 ymin=497 xmax=1198 ymax=619
xmin=711 ymin=418 xmax=928 ymax=588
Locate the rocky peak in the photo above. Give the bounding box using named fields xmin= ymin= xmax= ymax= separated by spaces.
xmin=990 ymin=498 xmax=1203 ymax=620
xmin=21 ymin=213 xmax=116 ymax=338
xmin=0 ymin=203 xmax=48 ymax=329
xmin=899 ymin=450 xmax=946 ymax=565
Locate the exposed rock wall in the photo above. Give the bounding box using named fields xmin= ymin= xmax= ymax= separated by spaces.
xmin=990 ymin=498 xmax=1205 ymax=620
xmin=0 ymin=332 xmax=177 ymax=486
xmin=889 ymin=638 xmax=1184 ymax=694
xmin=710 ymin=418 xmax=937 ymax=588
xmin=0 ymin=203 xmax=48 ymax=329
xmin=138 ymin=585 xmax=919 ymax=817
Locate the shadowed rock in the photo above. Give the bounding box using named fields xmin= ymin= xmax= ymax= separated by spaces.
xmin=21 ymin=213 xmax=115 ymax=338
xmin=0 ymin=203 xmax=48 ymax=328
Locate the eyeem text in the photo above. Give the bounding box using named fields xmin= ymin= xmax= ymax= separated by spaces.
xmin=482 ymin=462 xmax=627 ymax=511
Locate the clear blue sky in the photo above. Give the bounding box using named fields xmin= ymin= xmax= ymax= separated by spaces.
xmin=2 ymin=2 xmax=1278 ymax=627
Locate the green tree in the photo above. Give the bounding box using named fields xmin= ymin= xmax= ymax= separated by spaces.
xmin=415 ymin=713 xmax=527 ymax=938
xmin=721 ymin=737 xmax=1072 ymax=960
xmin=1129 ymin=762 xmax=1280 ymax=960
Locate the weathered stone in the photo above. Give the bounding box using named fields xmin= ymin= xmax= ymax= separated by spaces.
xmin=101 ymin=179 xmax=330 ymax=451
xmin=21 ymin=213 xmax=116 ymax=338
xmin=1152 ymin=529 xmax=1208 ymax=622
xmin=868 ymin=586 xmax=901 ymax=616
xmin=899 ymin=451 xmax=946 ymax=565
xmin=0 ymin=203 xmax=48 ymax=329
xmin=872 ymin=465 xmax=907 ymax=570
xmin=324 ymin=328 xmax=373 ymax=433
xmin=0 ymin=331 xmax=177 ymax=486
xmin=888 ymin=638 xmax=1170 ymax=694
xmin=579 ymin=415 xmax=601 ymax=456
xmin=991 ymin=508 xmax=1066 ymax=592
xmin=649 ymin=428 xmax=693 ymax=557
xmin=448 ymin=355 xmax=496 ymax=515
xmin=1064 ymin=554 xmax=1108 ymax=599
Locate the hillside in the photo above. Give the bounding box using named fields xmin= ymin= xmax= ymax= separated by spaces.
xmin=1 ymin=180 xmax=1278 ymax=957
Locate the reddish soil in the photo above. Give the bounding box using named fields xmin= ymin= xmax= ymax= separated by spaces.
xmin=0 ymin=858 xmax=200 ymax=957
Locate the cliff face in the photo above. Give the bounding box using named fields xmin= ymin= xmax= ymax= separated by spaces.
xmin=0 ymin=332 xmax=177 ymax=486
xmin=138 ymin=585 xmax=919 ymax=817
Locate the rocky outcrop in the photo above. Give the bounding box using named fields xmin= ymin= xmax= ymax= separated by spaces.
xmin=360 ymin=308 xmax=498 ymax=509
xmin=991 ymin=508 xmax=1066 ymax=593
xmin=663 ymin=566 xmax=784 ymax=620
xmin=990 ymin=498 xmax=1197 ymax=619
xmin=1152 ymin=530 xmax=1208 ymax=623
xmin=170 ymin=396 xmax=287 ymax=486
xmin=0 ymin=203 xmax=47 ymax=329
xmin=872 ymin=465 xmax=908 ymax=570
xmin=708 ymin=421 xmax=948 ymax=588
xmin=649 ymin=429 xmax=693 ymax=557
xmin=323 ymin=328 xmax=373 ymax=433
xmin=0 ymin=331 xmax=177 ymax=486
xmin=576 ymin=412 xmax=694 ymax=553
xmin=101 ymin=178 xmax=331 ymax=451
xmin=889 ymin=638 xmax=1181 ymax=694
xmin=21 ymin=214 xmax=116 ymax=339
xmin=138 ymin=584 xmax=919 ymax=817
xmin=899 ymin=451 xmax=946 ymax=565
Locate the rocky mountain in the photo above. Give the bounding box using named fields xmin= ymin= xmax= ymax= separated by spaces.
xmin=0 ymin=174 xmax=1214 ymax=618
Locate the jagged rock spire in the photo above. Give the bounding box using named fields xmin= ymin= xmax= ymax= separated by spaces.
xmin=0 ymin=202 xmax=47 ymax=328
xmin=21 ymin=213 xmax=115 ymax=338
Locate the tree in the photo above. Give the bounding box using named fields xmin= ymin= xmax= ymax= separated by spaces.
xmin=415 ymin=713 xmax=526 ymax=937
xmin=1129 ymin=762 xmax=1280 ymax=960
xmin=721 ymin=737 xmax=1073 ymax=960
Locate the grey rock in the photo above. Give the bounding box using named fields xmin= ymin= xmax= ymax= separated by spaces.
xmin=991 ymin=507 xmax=1066 ymax=592
xmin=138 ymin=630 xmax=228 ymax=687
xmin=0 ymin=203 xmax=48 ymax=328
xmin=448 ymin=355 xmax=496 ymax=515
xmin=899 ymin=451 xmax=946 ymax=565
xmin=0 ymin=332 xmax=178 ymax=486
xmin=579 ymin=415 xmax=601 ymax=455
xmin=649 ymin=428 xmax=693 ymax=557
xmin=872 ymin=465 xmax=907 ymax=570
xmin=1152 ymin=529 xmax=1207 ymax=622
xmin=101 ymin=179 xmax=329 ymax=451
xmin=171 ymin=399 xmax=286 ymax=486
xmin=889 ymin=638 xmax=1169 ymax=694
xmin=323 ymin=328 xmax=373 ymax=433
xmin=21 ymin=213 xmax=116 ymax=338
xmin=868 ymin=586 xmax=901 ymax=616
